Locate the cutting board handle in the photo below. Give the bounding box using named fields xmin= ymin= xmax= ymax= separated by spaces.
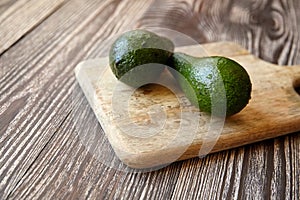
xmin=289 ymin=66 xmax=300 ymax=90
xmin=218 ymin=42 xmax=300 ymax=96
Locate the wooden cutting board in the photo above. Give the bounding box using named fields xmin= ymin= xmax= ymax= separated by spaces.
xmin=75 ymin=41 xmax=300 ymax=169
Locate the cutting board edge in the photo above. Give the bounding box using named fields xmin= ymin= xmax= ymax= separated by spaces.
xmin=102 ymin=120 xmax=300 ymax=169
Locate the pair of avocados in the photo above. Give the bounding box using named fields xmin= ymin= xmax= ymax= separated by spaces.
xmin=109 ymin=29 xmax=252 ymax=117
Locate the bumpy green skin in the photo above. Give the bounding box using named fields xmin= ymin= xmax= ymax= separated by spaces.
xmin=109 ymin=29 xmax=174 ymax=87
xmin=169 ymin=53 xmax=252 ymax=116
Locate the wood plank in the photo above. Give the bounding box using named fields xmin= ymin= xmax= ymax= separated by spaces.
xmin=1 ymin=1 xmax=157 ymax=198
xmin=0 ymin=0 xmax=65 ymax=55
xmin=8 ymin=105 xmax=300 ymax=199
xmin=1 ymin=0 xmax=300 ymax=199
xmin=0 ymin=0 xmax=155 ymax=199
xmin=137 ymin=0 xmax=300 ymax=65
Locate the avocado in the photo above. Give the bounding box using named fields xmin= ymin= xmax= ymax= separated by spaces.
xmin=109 ymin=29 xmax=174 ymax=87
xmin=169 ymin=53 xmax=252 ymax=116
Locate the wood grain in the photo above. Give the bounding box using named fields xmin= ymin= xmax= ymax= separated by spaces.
xmin=0 ymin=0 xmax=299 ymax=199
xmin=75 ymin=42 xmax=300 ymax=168
xmin=0 ymin=0 xmax=154 ymax=199
xmin=138 ymin=0 xmax=300 ymax=65
xmin=0 ymin=0 xmax=65 ymax=55
xmin=0 ymin=0 xmax=18 ymax=14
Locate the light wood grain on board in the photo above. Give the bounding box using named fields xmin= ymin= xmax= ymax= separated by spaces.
xmin=75 ymin=41 xmax=300 ymax=168
xmin=0 ymin=0 xmax=18 ymax=14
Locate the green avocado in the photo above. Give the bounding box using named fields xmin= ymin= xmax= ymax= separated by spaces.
xmin=169 ymin=53 xmax=252 ymax=116
xmin=109 ymin=29 xmax=174 ymax=87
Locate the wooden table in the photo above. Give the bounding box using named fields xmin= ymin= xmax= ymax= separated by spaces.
xmin=1 ymin=0 xmax=299 ymax=199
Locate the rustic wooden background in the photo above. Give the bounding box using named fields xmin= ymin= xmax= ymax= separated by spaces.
xmin=1 ymin=0 xmax=300 ymax=199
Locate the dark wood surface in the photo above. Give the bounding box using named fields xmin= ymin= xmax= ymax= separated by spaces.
xmin=0 ymin=0 xmax=299 ymax=199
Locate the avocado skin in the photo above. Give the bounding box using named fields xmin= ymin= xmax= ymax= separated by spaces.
xmin=109 ymin=30 xmax=174 ymax=87
xmin=169 ymin=53 xmax=252 ymax=116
